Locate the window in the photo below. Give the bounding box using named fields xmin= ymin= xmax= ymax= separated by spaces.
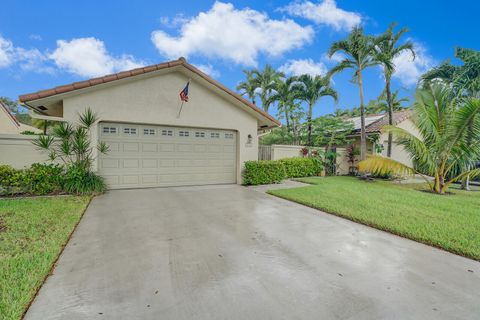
xmin=161 ymin=129 xmax=173 ymax=136
xmin=179 ymin=131 xmax=190 ymax=137
xmin=143 ymin=128 xmax=155 ymax=135
xmin=195 ymin=132 xmax=205 ymax=138
xmin=210 ymin=132 xmax=220 ymax=139
xmin=103 ymin=127 xmax=117 ymax=134
xmin=225 ymin=133 xmax=234 ymax=139
xmin=123 ymin=127 xmax=137 ymax=135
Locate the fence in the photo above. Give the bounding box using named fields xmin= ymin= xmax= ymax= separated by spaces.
xmin=258 ymin=144 xmax=305 ymax=161
xmin=0 ymin=134 xmax=48 ymax=169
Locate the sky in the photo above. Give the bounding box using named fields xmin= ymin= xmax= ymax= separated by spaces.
xmin=1 ymin=0 xmax=479 ymax=121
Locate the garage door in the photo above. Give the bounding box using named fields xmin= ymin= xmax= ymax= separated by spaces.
xmin=98 ymin=122 xmax=237 ymax=189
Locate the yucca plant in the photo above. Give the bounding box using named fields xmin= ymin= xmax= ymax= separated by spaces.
xmin=33 ymin=108 xmax=108 ymax=170
xmin=358 ymin=83 xmax=480 ymax=194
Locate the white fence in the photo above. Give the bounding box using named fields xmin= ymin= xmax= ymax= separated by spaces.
xmin=0 ymin=134 xmax=49 ymax=169
xmin=258 ymin=144 xmax=304 ymax=161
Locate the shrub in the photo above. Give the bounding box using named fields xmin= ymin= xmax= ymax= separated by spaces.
xmin=279 ymin=157 xmax=323 ymax=178
xmin=24 ymin=163 xmax=64 ymax=195
xmin=63 ymin=165 xmax=106 ymax=195
xmin=0 ymin=165 xmax=24 ymax=195
xmin=243 ymin=160 xmax=286 ymax=185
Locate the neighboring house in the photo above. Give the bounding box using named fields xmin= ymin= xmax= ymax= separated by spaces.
xmin=19 ymin=57 xmax=280 ymax=189
xmin=0 ymin=101 xmax=41 ymax=134
xmin=346 ymin=110 xmax=418 ymax=167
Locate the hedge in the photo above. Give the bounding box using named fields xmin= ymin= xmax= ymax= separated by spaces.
xmin=278 ymin=157 xmax=323 ymax=178
xmin=243 ymin=157 xmax=323 ymax=185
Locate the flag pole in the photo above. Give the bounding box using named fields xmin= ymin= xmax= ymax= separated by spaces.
xmin=176 ymin=78 xmax=191 ymax=119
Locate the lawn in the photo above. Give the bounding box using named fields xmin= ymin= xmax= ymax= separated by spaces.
xmin=268 ymin=176 xmax=480 ymax=260
xmin=0 ymin=196 xmax=91 ymax=320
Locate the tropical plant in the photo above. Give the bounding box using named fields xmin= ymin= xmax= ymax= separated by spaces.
xmin=259 ymin=127 xmax=295 ymax=145
xmin=422 ymin=47 xmax=480 ymax=190
xmin=268 ymin=76 xmax=300 ymax=133
xmin=374 ymin=22 xmax=415 ymax=158
xmin=312 ymin=115 xmax=354 ymax=150
xmin=358 ymin=84 xmax=480 ymax=194
xmin=33 ymin=108 xmax=109 ymax=170
xmin=236 ymin=69 xmax=258 ymax=104
xmin=252 ymin=64 xmax=284 ymax=112
xmin=328 ymin=27 xmax=381 ymax=160
xmin=294 ymin=74 xmax=338 ymax=146
xmin=376 ymin=90 xmax=409 ymax=113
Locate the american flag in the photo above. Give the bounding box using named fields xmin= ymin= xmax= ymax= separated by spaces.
xmin=179 ymin=81 xmax=189 ymax=102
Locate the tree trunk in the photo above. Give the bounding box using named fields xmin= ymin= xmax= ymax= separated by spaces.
xmin=358 ymin=72 xmax=367 ymax=160
xmin=461 ymin=175 xmax=471 ymax=191
xmin=284 ymin=105 xmax=290 ymax=133
xmin=385 ymin=75 xmax=393 ymax=157
xmin=43 ymin=121 xmax=47 ymax=135
xmin=307 ymin=102 xmax=313 ymax=146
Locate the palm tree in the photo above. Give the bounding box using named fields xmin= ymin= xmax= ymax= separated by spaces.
xmin=374 ymin=22 xmax=415 ymax=158
xmin=328 ymin=27 xmax=380 ymax=160
xmin=376 ymin=90 xmax=409 ymax=113
xmin=294 ymin=74 xmax=338 ymax=146
xmin=268 ymin=76 xmax=299 ymax=133
xmin=236 ymin=70 xmax=258 ymax=104
xmin=252 ymin=64 xmax=284 ymax=112
xmin=358 ymin=83 xmax=480 ymax=194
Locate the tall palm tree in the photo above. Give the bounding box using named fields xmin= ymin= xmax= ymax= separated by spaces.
xmin=374 ymin=22 xmax=415 ymax=157
xmin=294 ymin=74 xmax=338 ymax=146
xmin=328 ymin=27 xmax=380 ymax=160
xmin=358 ymin=83 xmax=480 ymax=194
xmin=376 ymin=89 xmax=409 ymax=113
xmin=268 ymin=76 xmax=299 ymax=133
xmin=252 ymin=64 xmax=284 ymax=112
xmin=236 ymin=70 xmax=258 ymax=104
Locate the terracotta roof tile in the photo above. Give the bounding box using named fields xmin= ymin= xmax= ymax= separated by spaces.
xmin=351 ymin=110 xmax=412 ymax=135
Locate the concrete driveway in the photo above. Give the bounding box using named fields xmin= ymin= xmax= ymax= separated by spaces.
xmin=26 ymin=185 xmax=479 ymax=320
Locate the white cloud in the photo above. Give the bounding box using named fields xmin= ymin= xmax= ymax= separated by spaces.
xmin=392 ymin=41 xmax=434 ymax=87
xmin=280 ymin=0 xmax=361 ymax=31
xmin=0 ymin=36 xmax=14 ymax=67
xmin=0 ymin=35 xmax=52 ymax=73
xmin=49 ymin=37 xmax=144 ymax=77
xmin=194 ymin=63 xmax=220 ymax=78
xmin=29 ymin=34 xmax=43 ymax=41
xmin=279 ymin=58 xmax=327 ymax=76
xmin=151 ymin=2 xmax=314 ymax=66
xmin=321 ymin=52 xmax=344 ymax=63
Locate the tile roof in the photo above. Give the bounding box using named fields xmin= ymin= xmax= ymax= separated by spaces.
xmin=19 ymin=57 xmax=280 ymax=127
xmin=349 ymin=109 xmax=412 ymax=134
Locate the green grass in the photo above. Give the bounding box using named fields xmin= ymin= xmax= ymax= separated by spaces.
xmin=0 ymin=196 xmax=91 ymax=320
xmin=268 ymin=176 xmax=480 ymax=260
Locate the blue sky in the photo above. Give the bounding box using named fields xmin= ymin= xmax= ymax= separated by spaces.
xmin=1 ymin=0 xmax=478 ymax=120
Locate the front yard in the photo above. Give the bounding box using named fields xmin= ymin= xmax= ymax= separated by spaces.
xmin=268 ymin=176 xmax=480 ymax=260
xmin=0 ymin=196 xmax=91 ymax=320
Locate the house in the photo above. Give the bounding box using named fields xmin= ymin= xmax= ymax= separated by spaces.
xmin=19 ymin=57 xmax=280 ymax=189
xmin=346 ymin=110 xmax=418 ymax=167
xmin=0 ymin=101 xmax=41 ymax=134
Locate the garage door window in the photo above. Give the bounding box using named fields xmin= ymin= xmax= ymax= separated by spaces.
xmin=161 ymin=129 xmax=173 ymax=136
xmin=124 ymin=128 xmax=137 ymax=135
xmin=211 ymin=132 xmax=220 ymax=139
xmin=103 ymin=127 xmax=117 ymax=134
xmin=195 ymin=132 xmax=205 ymax=138
xmin=225 ymin=133 xmax=234 ymax=139
xmin=143 ymin=129 xmax=155 ymax=135
xmin=179 ymin=131 xmax=190 ymax=137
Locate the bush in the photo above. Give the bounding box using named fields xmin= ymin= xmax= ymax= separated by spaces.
xmin=24 ymin=163 xmax=64 ymax=195
xmin=0 ymin=165 xmax=24 ymax=195
xmin=279 ymin=157 xmax=323 ymax=178
xmin=243 ymin=160 xmax=286 ymax=185
xmin=63 ymin=165 xmax=106 ymax=195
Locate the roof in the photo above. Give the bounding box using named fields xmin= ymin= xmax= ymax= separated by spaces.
xmin=348 ymin=110 xmax=412 ymax=134
xmin=19 ymin=57 xmax=280 ymax=127
xmin=0 ymin=101 xmax=42 ymax=134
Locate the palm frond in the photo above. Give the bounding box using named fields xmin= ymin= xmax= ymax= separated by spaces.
xmin=358 ymin=155 xmax=415 ymax=176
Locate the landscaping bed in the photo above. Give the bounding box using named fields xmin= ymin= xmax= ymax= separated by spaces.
xmin=268 ymin=176 xmax=480 ymax=260
xmin=0 ymin=196 xmax=91 ymax=319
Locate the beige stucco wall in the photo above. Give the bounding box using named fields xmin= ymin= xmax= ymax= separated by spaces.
xmin=0 ymin=109 xmax=20 ymax=134
xmin=379 ymin=118 xmax=420 ymax=167
xmin=61 ymin=70 xmax=259 ymax=184
xmin=0 ymin=134 xmax=49 ymax=169
xmin=271 ymin=145 xmax=303 ymax=160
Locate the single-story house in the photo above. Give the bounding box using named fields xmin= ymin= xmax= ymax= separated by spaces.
xmin=0 ymin=101 xmax=42 ymax=134
xmin=19 ymin=57 xmax=280 ymax=189
xmin=346 ymin=110 xmax=419 ymax=167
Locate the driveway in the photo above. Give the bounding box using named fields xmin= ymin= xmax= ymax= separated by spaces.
xmin=26 ymin=185 xmax=479 ymax=320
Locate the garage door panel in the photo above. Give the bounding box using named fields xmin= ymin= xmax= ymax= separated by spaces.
xmin=99 ymin=122 xmax=237 ymax=189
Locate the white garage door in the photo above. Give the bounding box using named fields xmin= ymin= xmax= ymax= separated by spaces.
xmin=98 ymin=122 xmax=237 ymax=189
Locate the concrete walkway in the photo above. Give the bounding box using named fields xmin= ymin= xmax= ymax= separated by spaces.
xmin=26 ymin=185 xmax=479 ymax=320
